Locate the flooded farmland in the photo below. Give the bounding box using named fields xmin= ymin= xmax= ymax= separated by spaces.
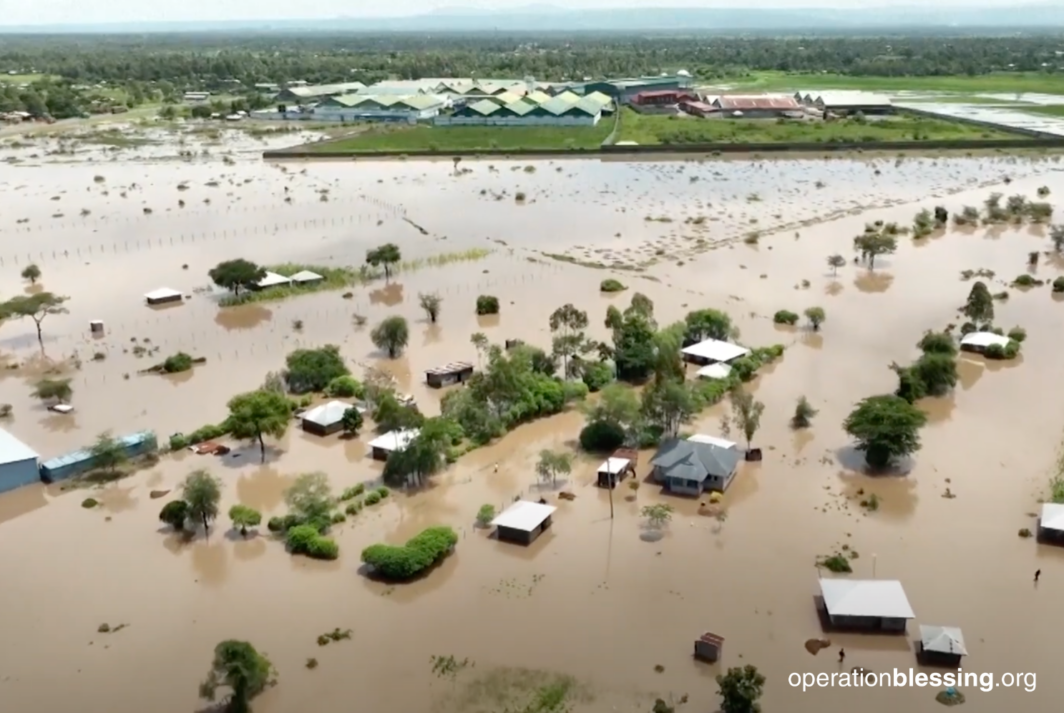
xmin=1 ymin=124 xmax=1063 ymax=713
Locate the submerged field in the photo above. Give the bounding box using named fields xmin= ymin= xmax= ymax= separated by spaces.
xmin=306 ymin=121 xmax=615 ymax=153
xmin=1 ymin=123 xmax=1064 ymax=713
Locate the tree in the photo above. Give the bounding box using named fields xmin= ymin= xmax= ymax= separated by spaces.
xmin=208 ymin=259 xmax=265 ymax=295
xmin=366 ymin=243 xmax=401 ymax=279
xmin=628 ymin=292 xmax=654 ymax=318
xmin=382 ymin=417 xmax=453 ymax=487
xmin=90 ymin=431 xmax=127 ymax=475
xmin=341 ymin=406 xmax=363 ymax=436
xmin=549 ymin=303 xmax=590 ymax=377
xmin=612 ymin=309 xmax=657 ymax=382
xmin=642 ymin=503 xmax=674 ymax=528
xmin=917 ymin=330 xmax=957 ymax=356
xmin=419 ymin=292 xmax=442 ymax=323
xmin=1050 ymin=224 xmax=1064 ymax=253
xmin=284 ymin=472 xmax=333 ymax=525
xmin=284 ymin=345 xmax=348 ymax=393
xmin=0 ymin=292 xmax=69 ymax=349
xmin=792 ymin=396 xmax=817 ymax=429
xmin=32 ymin=377 xmax=72 ymax=404
xmin=843 ymin=394 xmax=928 ymax=468
xmin=684 ymin=308 xmax=732 ymax=342
xmin=804 ymin=306 xmax=826 ymax=331
xmin=226 ymin=390 xmax=291 ymax=463
xmin=853 ymin=232 xmax=897 ymax=270
xmin=183 ymin=470 xmax=222 ymax=534
xmin=827 ymin=253 xmax=846 ymax=276
xmin=228 ymin=505 xmax=262 ymax=537
xmin=373 ymin=392 xmax=424 ymax=433
xmin=21 ymin=264 xmax=41 ymax=284
xmin=729 ymin=388 xmax=765 ymax=450
xmin=893 ymin=352 xmax=958 ymax=402
xmin=535 ymin=449 xmax=573 ymax=488
xmin=962 ymin=281 xmax=994 ymax=324
xmin=199 ymin=639 xmax=274 ymax=713
xmin=470 ymin=332 xmax=489 ymax=366
xmin=585 ymin=383 xmax=642 ymax=434
xmin=641 ymin=379 xmax=696 ymax=439
xmin=159 ymin=500 xmax=189 ymax=530
xmin=716 ymin=664 xmax=766 ymax=713
xmin=476 ymin=504 xmax=495 ymax=527
xmin=370 ymin=316 xmax=410 ymax=358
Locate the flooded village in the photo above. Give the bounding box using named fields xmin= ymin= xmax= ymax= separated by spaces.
xmin=1 ymin=115 xmax=1063 ymax=713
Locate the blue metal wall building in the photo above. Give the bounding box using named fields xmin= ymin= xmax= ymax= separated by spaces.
xmin=40 ymin=431 xmax=157 ymax=483
xmin=0 ymin=428 xmax=41 ymax=494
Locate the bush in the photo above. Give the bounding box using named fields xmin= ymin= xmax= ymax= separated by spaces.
xmin=581 ymin=361 xmax=614 ymax=392
xmin=1054 ymin=277 xmax=1064 ymax=293
xmin=159 ymin=500 xmax=189 ymax=530
xmin=600 ymin=279 xmax=627 ymax=293
xmin=340 ymin=483 xmax=365 ymax=501
xmin=81 ymin=497 xmax=98 ymax=508
xmin=984 ymin=343 xmax=1005 ymax=359
xmin=818 ymin=553 xmax=853 ymax=573
xmin=476 ymin=295 xmax=500 ymax=315
xmin=376 ymin=486 xmax=390 ymax=499
xmin=1018 ymin=528 xmax=1033 ymax=538
xmin=286 ymin=524 xmax=339 ymax=560
xmin=364 ymin=491 xmax=382 ymax=506
xmin=267 ymin=516 xmax=285 ymax=532
xmin=325 ymin=375 xmax=364 ymax=398
xmin=1007 ymin=327 xmax=1027 ymax=343
xmin=345 ymin=501 xmax=362 ymax=516
xmin=361 ymin=526 xmax=458 ymax=580
xmin=579 ymin=420 xmax=625 ymax=452
xmin=306 ymin=536 xmax=339 ymax=560
xmin=162 ymin=352 xmax=194 ymax=373
xmin=476 ymin=504 xmax=496 ymax=527
xmin=773 ymin=310 xmax=799 ymax=326
xmin=1013 ymin=274 xmax=1042 ymax=287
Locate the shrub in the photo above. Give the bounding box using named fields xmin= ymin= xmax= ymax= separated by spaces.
xmin=340 ymin=483 xmax=365 ymax=501
xmin=344 ymin=501 xmax=362 ymax=516
xmin=81 ymin=497 xmax=98 ymax=508
xmin=286 ymin=524 xmax=339 ymax=560
xmin=818 ymin=553 xmax=853 ymax=573
xmin=600 ymin=279 xmax=627 ymax=293
xmin=360 ymin=526 xmax=458 ymax=580
xmin=159 ymin=500 xmax=189 ymax=530
xmin=306 ymin=536 xmax=339 ymax=560
xmin=1018 ymin=528 xmax=1033 ymax=538
xmin=1054 ymin=277 xmax=1064 ymax=293
xmin=581 ymin=361 xmax=614 ymax=392
xmin=773 ymin=310 xmax=799 ymax=326
xmin=476 ymin=504 xmax=496 ymax=527
xmin=364 ymin=491 xmax=382 ymax=506
xmin=1007 ymin=327 xmax=1027 ymax=343
xmin=162 ymin=352 xmax=194 ymax=373
xmin=325 ymin=375 xmax=364 ymax=398
xmin=579 ymin=420 xmax=625 ymax=452
xmin=476 ymin=295 xmax=500 ymax=315
xmin=1013 ymin=274 xmax=1041 ymax=287
xmin=984 ymin=343 xmax=1006 ymax=359
xmin=376 ymin=486 xmax=390 ymax=499
xmin=267 ymin=516 xmax=285 ymax=532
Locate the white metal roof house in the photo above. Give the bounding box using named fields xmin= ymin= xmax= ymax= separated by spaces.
xmin=696 ymin=362 xmax=732 ymax=381
xmin=681 ymin=339 xmax=751 ymax=366
xmin=144 ymin=287 xmax=183 ymax=306
xmin=491 ymin=500 xmax=557 ymax=545
xmin=0 ymin=428 xmax=41 ymax=494
xmin=811 ymin=90 xmax=894 ymax=115
xmin=289 ymin=270 xmax=324 ymax=284
xmin=917 ymin=625 xmax=967 ymax=666
xmin=1038 ymin=503 xmax=1064 ymax=541
xmin=300 ymin=400 xmax=352 ymax=436
xmin=960 ymin=331 xmax=1010 ymax=353
xmin=367 ymin=429 xmax=419 ymax=461
xmin=819 ymin=578 xmax=914 ymax=632
xmin=255 ymin=271 xmax=292 ymax=289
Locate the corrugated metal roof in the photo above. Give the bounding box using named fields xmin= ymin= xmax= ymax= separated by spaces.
xmin=523 ymin=90 xmax=552 ymax=105
xmin=282 ymin=82 xmax=366 ymax=98
xmin=553 ymin=91 xmax=583 ymax=105
xmin=464 ymin=99 xmax=501 ymax=116
xmin=651 ymin=438 xmax=740 ymax=482
xmin=396 ymin=95 xmax=445 ymax=110
xmin=492 ymin=90 xmax=524 ymax=106
xmin=714 ymin=95 xmax=801 ymax=111
xmin=501 ymin=100 xmax=536 ymax=117
xmin=819 ymin=579 xmax=915 ymax=619
xmin=0 ymin=428 xmax=38 ymax=466
xmin=919 ymin=625 xmax=968 ymax=656
xmin=583 ymin=91 xmax=614 ymax=106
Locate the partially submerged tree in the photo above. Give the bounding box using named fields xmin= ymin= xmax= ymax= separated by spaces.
xmin=729 ymin=387 xmax=765 ymax=451
xmin=791 ymin=396 xmax=817 ymax=429
xmin=283 ymin=345 xmax=348 ymax=393
xmin=208 ymin=259 xmax=266 ymax=295
xmin=684 ymin=308 xmax=732 ymax=342
xmin=382 ymin=417 xmax=454 ymax=487
xmin=962 ymin=281 xmax=994 ymax=324
xmin=90 ymin=431 xmax=128 ymax=475
xmin=470 ymin=332 xmax=489 ymax=366
xmin=642 ymin=503 xmax=674 ymax=529
xmin=641 ymin=378 xmax=696 ymax=439
xmin=183 ymin=470 xmax=222 ymax=535
xmin=226 ymin=390 xmax=291 ymax=463
xmin=418 ymin=292 xmax=442 ymax=323
xmin=853 ymin=231 xmax=897 ymax=270
xmin=843 ymin=394 xmax=928 ymax=468
xmin=284 ymin=471 xmax=334 ymax=525
xmin=32 ymin=377 xmax=72 ymax=405
xmin=716 ymin=664 xmax=766 ymax=713
xmin=804 ymin=306 xmax=826 ymax=331
xmin=341 ymin=406 xmax=363 ymax=436
xmin=1051 ymin=224 xmax=1064 ymax=253
xmin=370 ymin=316 xmax=410 ymax=358
xmin=21 ymin=263 xmax=41 ymax=284
xmin=827 ymin=253 xmax=846 ymax=276
xmin=535 ymin=449 xmax=573 ymax=488
xmin=199 ymin=639 xmax=274 ymax=713
xmin=366 ymin=243 xmax=401 ymax=279
xmin=159 ymin=500 xmax=189 ymax=531
xmin=549 ymin=303 xmax=589 ymax=377
xmin=228 ymin=505 xmax=262 ymax=537
xmin=0 ymin=292 xmax=70 ymax=349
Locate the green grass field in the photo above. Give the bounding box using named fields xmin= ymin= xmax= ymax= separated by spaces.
xmin=726 ymin=71 xmax=1064 ymax=96
xmin=615 ymin=108 xmax=1019 ymax=145
xmin=306 ymin=120 xmax=614 ymax=153
xmin=0 ymin=73 xmax=54 ymax=84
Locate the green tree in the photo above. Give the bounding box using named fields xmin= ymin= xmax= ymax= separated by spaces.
xmin=199 ymin=640 xmax=274 ymax=713
xmin=716 ymin=664 xmax=766 ymax=713
xmin=843 ymin=394 xmax=928 ymax=468
xmin=476 ymin=504 xmax=495 ymax=527
xmin=684 ymin=308 xmax=732 ymax=342
xmin=535 ymin=449 xmax=573 ymax=488
xmin=418 ymin=292 xmax=442 ymax=323
xmin=854 ymin=232 xmax=897 ymax=270
xmin=90 ymin=431 xmax=128 ymax=475
xmin=183 ymin=469 xmax=222 ymax=534
xmin=283 ymin=345 xmax=348 ymax=393
xmin=341 ymin=406 xmax=363 ymax=436
xmin=792 ymin=395 xmax=817 ymax=429
xmin=284 ymin=471 xmax=334 ymax=525
xmin=159 ymin=500 xmax=189 ymax=530
xmin=32 ymin=377 xmax=72 ymax=404
xmin=612 ymin=310 xmax=657 ymax=382
xmin=370 ymin=316 xmax=410 ymax=358
xmin=729 ymin=387 xmax=765 ymax=450
xmin=228 ymin=504 xmax=262 ymax=537
xmin=917 ymin=330 xmax=957 ymax=356
xmin=549 ymin=303 xmax=589 ymax=377
xmin=962 ymin=281 xmax=994 ymax=324
xmin=382 ymin=417 xmax=453 ymax=487
xmin=585 ymin=382 xmax=642 ymax=434
xmin=804 ymin=306 xmax=826 ymax=331
xmin=208 ymin=259 xmax=266 ymax=295
xmin=226 ymin=390 xmax=291 ymax=463
xmin=21 ymin=263 xmax=41 ymax=284
xmin=470 ymin=331 xmax=489 ymax=367
xmin=827 ymin=253 xmax=846 ymax=276
xmin=373 ymin=392 xmax=424 ymax=433
xmin=1051 ymin=224 xmax=1064 ymax=252
xmin=642 ymin=503 xmax=674 ymax=528
xmin=641 ymin=378 xmax=696 ymax=438
xmin=366 ymin=243 xmax=401 ymax=279
xmin=0 ymin=292 xmax=69 ymax=349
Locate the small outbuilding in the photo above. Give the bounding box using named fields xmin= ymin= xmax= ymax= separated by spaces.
xmin=144 ymin=287 xmax=183 ymax=306
xmin=0 ymin=428 xmax=41 ymax=494
xmin=289 ymin=270 xmax=324 ymax=285
xmin=367 ymin=429 xmax=419 ymax=461
xmin=425 ymin=361 xmax=475 ymax=388
xmin=693 ymin=631 xmax=725 ymax=662
xmin=491 ymin=500 xmax=557 ymax=545
xmin=696 ymin=362 xmax=732 ymax=380
xmin=960 ymin=331 xmax=1010 ymax=354
xmin=300 ymin=400 xmax=351 ymax=436
xmin=917 ymin=625 xmax=967 ymax=667
xmin=1037 ymin=502 xmax=1064 ymax=542
xmin=681 ymin=338 xmax=751 ymax=366
xmin=255 ymin=271 xmax=291 ymax=289
xmin=818 ymin=578 xmax=914 ymax=633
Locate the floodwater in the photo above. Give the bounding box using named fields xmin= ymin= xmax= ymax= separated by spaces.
xmin=1 ymin=124 xmax=1063 ymax=713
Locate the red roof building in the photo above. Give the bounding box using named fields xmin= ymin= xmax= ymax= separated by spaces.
xmin=679 ymin=100 xmax=717 ymax=118
xmin=631 ymin=90 xmax=699 ymax=106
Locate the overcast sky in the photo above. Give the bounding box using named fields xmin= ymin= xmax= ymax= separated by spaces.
xmin=0 ymin=0 xmax=1029 ymax=27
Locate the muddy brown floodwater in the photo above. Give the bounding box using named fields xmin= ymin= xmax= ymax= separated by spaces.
xmin=1 ymin=126 xmax=1063 ymax=713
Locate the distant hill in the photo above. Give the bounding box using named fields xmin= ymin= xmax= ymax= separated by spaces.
xmin=4 ymin=5 xmax=1064 ymax=34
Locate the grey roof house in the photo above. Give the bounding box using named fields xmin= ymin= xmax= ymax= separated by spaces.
xmin=651 ymin=437 xmax=741 ymax=496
